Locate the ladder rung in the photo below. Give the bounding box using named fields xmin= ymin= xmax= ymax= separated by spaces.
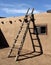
xmin=34 ymin=45 xmax=40 ymax=47
xmin=32 ymin=38 xmax=37 ymax=40
xmin=18 ymin=34 xmax=25 ymax=37
xmin=14 ymin=47 xmax=20 ymax=50
xmin=17 ymin=40 xmax=21 ymax=43
xmin=18 ymin=30 xmax=21 ymax=34
xmin=15 ymin=35 xmax=19 ymax=39
xmin=30 ymin=32 xmax=34 ymax=34
xmin=22 ymin=26 xmax=27 ymax=28
xmin=29 ymin=28 xmax=33 ymax=29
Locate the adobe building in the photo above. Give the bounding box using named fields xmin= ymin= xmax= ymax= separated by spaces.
xmin=0 ymin=12 xmax=51 ymax=55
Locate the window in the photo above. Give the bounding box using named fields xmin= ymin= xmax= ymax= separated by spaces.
xmin=34 ymin=25 xmax=47 ymax=35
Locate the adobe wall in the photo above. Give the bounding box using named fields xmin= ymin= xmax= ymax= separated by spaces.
xmin=35 ymin=13 xmax=51 ymax=54
xmin=0 ymin=13 xmax=51 ymax=54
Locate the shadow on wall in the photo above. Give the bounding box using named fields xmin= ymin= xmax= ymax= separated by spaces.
xmin=0 ymin=29 xmax=9 ymax=49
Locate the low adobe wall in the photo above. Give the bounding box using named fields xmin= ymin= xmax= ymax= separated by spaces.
xmin=0 ymin=13 xmax=51 ymax=55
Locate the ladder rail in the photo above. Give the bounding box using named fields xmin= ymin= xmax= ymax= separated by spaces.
xmin=15 ymin=8 xmax=30 ymax=42
xmin=15 ymin=8 xmax=34 ymax=61
xmin=7 ymin=8 xmax=30 ymax=57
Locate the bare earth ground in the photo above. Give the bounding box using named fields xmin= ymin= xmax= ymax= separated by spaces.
xmin=0 ymin=48 xmax=51 ymax=65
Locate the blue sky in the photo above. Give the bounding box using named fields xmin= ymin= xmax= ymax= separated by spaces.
xmin=0 ymin=0 xmax=51 ymax=17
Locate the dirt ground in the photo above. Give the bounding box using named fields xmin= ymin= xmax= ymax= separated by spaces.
xmin=0 ymin=48 xmax=51 ymax=65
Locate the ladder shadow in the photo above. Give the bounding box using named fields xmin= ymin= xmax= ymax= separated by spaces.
xmin=9 ymin=50 xmax=42 ymax=61
xmin=17 ymin=26 xmax=43 ymax=61
xmin=17 ymin=27 xmax=43 ymax=61
xmin=9 ymin=24 xmax=43 ymax=61
xmin=29 ymin=27 xmax=43 ymax=54
xmin=17 ymin=19 xmax=43 ymax=61
xmin=17 ymin=51 xmax=42 ymax=61
xmin=9 ymin=26 xmax=43 ymax=61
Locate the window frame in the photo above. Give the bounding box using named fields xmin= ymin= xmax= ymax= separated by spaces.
xmin=34 ymin=24 xmax=47 ymax=35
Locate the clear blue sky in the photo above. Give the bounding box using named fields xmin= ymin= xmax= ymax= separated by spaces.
xmin=0 ymin=0 xmax=51 ymax=17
